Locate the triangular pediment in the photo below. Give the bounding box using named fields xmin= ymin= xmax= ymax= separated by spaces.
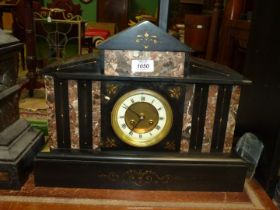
xmin=97 ymin=21 xmax=191 ymax=52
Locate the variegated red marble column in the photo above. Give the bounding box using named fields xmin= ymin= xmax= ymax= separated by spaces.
xmin=45 ymin=76 xmax=57 ymax=149
xmin=202 ymin=85 xmax=219 ymax=153
xmin=92 ymin=81 xmax=101 ymax=150
xmin=223 ymin=85 xmax=241 ymax=153
xmin=68 ymin=80 xmax=79 ymax=149
xmin=180 ymin=84 xmax=195 ymax=153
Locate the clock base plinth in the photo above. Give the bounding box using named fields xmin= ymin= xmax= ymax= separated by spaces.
xmin=34 ymin=151 xmax=247 ymax=192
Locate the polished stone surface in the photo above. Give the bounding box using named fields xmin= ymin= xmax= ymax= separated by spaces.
xmin=68 ymin=80 xmax=79 ymax=149
xmin=45 ymin=75 xmax=57 ymax=149
xmin=180 ymin=84 xmax=195 ymax=152
xmin=224 ymin=85 xmax=241 ymax=153
xmin=104 ymin=50 xmax=185 ymax=77
xmin=0 ymin=174 xmax=276 ymax=210
xmin=202 ymin=85 xmax=218 ymax=152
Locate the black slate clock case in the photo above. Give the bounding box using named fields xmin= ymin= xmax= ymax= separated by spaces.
xmin=34 ymin=21 xmax=250 ymax=192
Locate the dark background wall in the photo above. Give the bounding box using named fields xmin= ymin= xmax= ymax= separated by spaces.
xmin=236 ymin=0 xmax=280 ymax=196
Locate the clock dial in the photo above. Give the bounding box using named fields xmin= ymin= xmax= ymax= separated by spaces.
xmin=111 ymin=89 xmax=173 ymax=147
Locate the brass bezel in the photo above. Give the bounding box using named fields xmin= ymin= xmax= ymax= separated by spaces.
xmin=111 ymin=89 xmax=173 ymax=147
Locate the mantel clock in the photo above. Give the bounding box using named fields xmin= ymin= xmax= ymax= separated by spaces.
xmin=34 ymin=21 xmax=250 ymax=192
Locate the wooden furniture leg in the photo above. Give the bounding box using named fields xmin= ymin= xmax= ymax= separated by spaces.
xmin=205 ymin=0 xmax=223 ymax=61
xmin=0 ymin=11 xmax=3 ymax=28
xmin=23 ymin=0 xmax=37 ymax=96
xmin=216 ymin=0 xmax=246 ymax=65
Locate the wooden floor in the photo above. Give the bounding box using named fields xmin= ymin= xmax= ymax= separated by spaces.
xmin=0 ymin=174 xmax=277 ymax=210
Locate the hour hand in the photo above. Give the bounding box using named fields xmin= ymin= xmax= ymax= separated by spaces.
xmin=131 ymin=113 xmax=145 ymax=131
xmin=131 ymin=119 xmax=140 ymax=131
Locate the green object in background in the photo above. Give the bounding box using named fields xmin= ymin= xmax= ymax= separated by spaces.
xmin=26 ymin=119 xmax=48 ymax=136
xmin=129 ymin=0 xmax=159 ymax=19
xmin=77 ymin=0 xmax=97 ymax=22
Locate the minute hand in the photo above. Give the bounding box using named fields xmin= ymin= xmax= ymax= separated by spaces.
xmin=127 ymin=107 xmax=141 ymax=118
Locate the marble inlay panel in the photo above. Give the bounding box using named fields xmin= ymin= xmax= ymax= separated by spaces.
xmin=224 ymin=85 xmax=241 ymax=153
xmin=45 ymin=75 xmax=57 ymax=149
xmin=68 ymin=80 xmax=79 ymax=149
xmin=202 ymin=85 xmax=218 ymax=153
xmin=180 ymin=84 xmax=195 ymax=153
xmin=104 ymin=50 xmax=185 ymax=77
xmin=92 ymin=81 xmax=101 ymax=150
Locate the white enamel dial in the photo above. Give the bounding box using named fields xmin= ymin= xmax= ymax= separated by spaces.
xmin=111 ymin=89 xmax=173 ymax=147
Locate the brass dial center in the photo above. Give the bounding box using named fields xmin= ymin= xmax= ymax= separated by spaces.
xmin=125 ymin=102 xmax=158 ymax=134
